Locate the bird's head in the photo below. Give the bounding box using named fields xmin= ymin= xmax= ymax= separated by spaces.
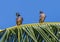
xmin=16 ymin=12 xmax=21 ymax=17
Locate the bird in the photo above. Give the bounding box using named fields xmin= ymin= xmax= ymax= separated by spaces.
xmin=16 ymin=12 xmax=23 ymax=26
xmin=39 ymin=11 xmax=46 ymax=23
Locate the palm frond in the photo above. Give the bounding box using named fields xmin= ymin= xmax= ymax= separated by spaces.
xmin=0 ymin=22 xmax=60 ymax=42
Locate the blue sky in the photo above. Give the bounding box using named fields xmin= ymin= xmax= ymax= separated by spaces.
xmin=0 ymin=0 xmax=60 ymax=29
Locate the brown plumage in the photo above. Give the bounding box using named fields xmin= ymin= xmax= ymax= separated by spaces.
xmin=16 ymin=13 xmax=23 ymax=26
xmin=39 ymin=11 xmax=46 ymax=23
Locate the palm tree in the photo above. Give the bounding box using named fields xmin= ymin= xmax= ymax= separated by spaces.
xmin=0 ymin=22 xmax=60 ymax=42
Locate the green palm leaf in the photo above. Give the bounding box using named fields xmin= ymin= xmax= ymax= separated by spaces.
xmin=0 ymin=22 xmax=60 ymax=42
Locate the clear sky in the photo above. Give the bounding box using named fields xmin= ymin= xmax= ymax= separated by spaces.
xmin=0 ymin=0 xmax=60 ymax=29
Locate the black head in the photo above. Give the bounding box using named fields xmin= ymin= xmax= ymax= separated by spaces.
xmin=16 ymin=12 xmax=21 ymax=17
xmin=40 ymin=11 xmax=44 ymax=14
